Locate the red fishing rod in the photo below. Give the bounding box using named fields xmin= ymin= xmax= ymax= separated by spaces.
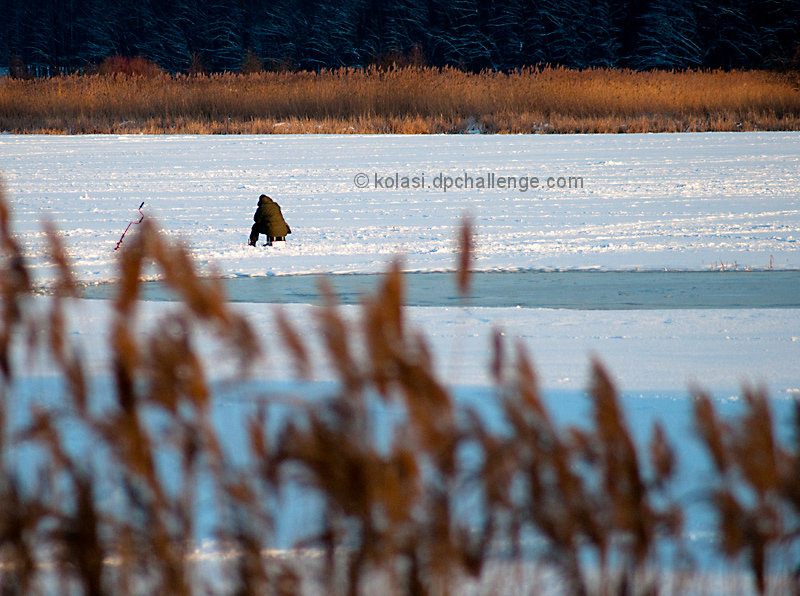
xmin=114 ymin=202 xmax=145 ymax=251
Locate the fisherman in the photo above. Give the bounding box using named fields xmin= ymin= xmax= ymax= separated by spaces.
xmin=248 ymin=194 xmax=291 ymax=246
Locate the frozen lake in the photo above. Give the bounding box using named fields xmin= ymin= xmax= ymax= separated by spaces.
xmin=1 ymin=132 xmax=798 ymax=283
xmin=4 ymin=133 xmax=796 ymax=393
xmin=81 ymin=269 xmax=800 ymax=309
xmin=2 ymin=133 xmax=800 ymax=590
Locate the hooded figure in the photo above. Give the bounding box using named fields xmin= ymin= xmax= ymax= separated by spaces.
xmin=249 ymin=195 xmax=291 ymax=246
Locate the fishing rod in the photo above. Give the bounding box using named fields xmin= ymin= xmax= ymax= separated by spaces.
xmin=114 ymin=202 xmax=145 ymax=251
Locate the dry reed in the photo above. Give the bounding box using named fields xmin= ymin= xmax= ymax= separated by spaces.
xmin=1 ymin=179 xmax=800 ymax=594
xmin=1 ymin=67 xmax=799 ymax=134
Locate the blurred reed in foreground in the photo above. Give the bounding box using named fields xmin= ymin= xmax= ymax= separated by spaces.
xmin=1 ymin=181 xmax=799 ymax=594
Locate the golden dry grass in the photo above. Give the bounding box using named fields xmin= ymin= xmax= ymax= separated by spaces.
xmin=1 ymin=66 xmax=799 ymax=134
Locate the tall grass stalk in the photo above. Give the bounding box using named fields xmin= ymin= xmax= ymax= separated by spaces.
xmin=1 ymin=181 xmax=799 ymax=594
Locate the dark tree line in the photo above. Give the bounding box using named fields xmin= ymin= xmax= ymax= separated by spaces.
xmin=1 ymin=0 xmax=799 ymax=75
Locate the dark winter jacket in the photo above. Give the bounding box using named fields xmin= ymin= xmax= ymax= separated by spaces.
xmin=253 ymin=195 xmax=291 ymax=237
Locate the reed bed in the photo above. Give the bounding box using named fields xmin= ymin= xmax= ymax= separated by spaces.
xmin=1 ymin=180 xmax=800 ymax=595
xmin=1 ymin=66 xmax=799 ymax=134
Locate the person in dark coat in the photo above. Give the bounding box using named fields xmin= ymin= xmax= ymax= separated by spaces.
xmin=249 ymin=194 xmax=291 ymax=246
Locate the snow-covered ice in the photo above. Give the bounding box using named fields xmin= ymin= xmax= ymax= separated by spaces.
xmin=38 ymin=298 xmax=799 ymax=395
xmin=1 ymin=132 xmax=798 ymax=283
xmin=1 ymin=132 xmax=798 ymax=395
